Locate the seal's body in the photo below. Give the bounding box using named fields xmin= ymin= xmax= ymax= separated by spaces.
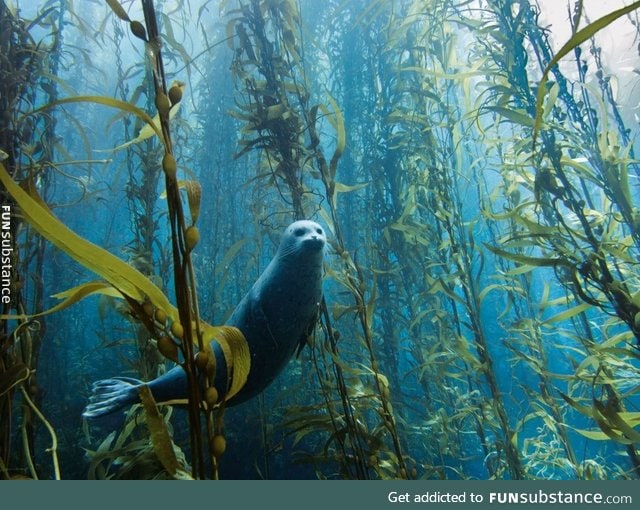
xmin=83 ymin=220 xmax=326 ymax=418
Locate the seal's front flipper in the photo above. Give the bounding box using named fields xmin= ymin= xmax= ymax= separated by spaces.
xmin=82 ymin=377 xmax=141 ymax=419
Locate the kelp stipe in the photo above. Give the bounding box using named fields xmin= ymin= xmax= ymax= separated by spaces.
xmin=87 ymin=0 xmax=251 ymax=479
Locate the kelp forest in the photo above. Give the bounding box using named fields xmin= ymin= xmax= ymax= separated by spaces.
xmin=1 ymin=0 xmax=640 ymax=480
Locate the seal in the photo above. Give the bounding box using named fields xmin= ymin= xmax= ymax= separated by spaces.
xmin=83 ymin=220 xmax=326 ymax=418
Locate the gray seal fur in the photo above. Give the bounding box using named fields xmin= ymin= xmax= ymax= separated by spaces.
xmin=83 ymin=220 xmax=326 ymax=418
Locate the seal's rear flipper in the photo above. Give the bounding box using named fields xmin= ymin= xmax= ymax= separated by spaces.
xmin=82 ymin=377 xmax=141 ymax=419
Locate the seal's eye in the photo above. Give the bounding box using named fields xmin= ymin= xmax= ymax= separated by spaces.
xmin=294 ymin=227 xmax=306 ymax=237
xmin=316 ymin=228 xmax=323 ymax=235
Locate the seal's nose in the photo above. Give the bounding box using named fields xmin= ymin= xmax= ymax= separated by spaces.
xmin=304 ymin=235 xmax=324 ymax=249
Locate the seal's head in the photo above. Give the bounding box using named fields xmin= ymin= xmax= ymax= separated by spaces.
xmin=277 ymin=220 xmax=326 ymax=261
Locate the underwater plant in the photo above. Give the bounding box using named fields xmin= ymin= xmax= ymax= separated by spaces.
xmin=2 ymin=0 xmax=640 ymax=480
xmin=0 ymin=0 xmax=66 ymax=479
xmin=477 ymin=0 xmax=640 ymax=477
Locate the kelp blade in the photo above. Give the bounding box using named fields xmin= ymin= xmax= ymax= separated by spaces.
xmin=0 ymin=162 xmax=175 ymax=320
xmin=202 ymin=325 xmax=251 ymax=401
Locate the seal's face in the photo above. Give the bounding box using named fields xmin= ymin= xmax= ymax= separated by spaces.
xmin=279 ymin=220 xmax=326 ymax=259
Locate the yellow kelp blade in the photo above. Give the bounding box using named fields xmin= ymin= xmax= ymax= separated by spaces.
xmin=0 ymin=162 xmax=174 ymax=320
xmin=159 ymin=179 xmax=202 ymax=223
xmin=138 ymin=385 xmax=192 ymax=478
xmin=0 ymin=281 xmax=121 ymax=320
xmin=592 ymin=398 xmax=640 ymax=444
xmin=202 ymin=325 xmax=250 ymax=402
xmin=323 ymin=93 xmax=345 ymax=178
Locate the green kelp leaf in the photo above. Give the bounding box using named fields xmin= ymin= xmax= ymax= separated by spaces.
xmin=286 ymin=414 xmax=336 ymax=448
xmin=0 ymin=281 xmax=121 ymax=320
xmin=591 ymin=405 xmax=633 ymax=444
xmin=559 ymin=392 xmax=593 ymax=418
xmin=388 ymin=222 xmax=431 ymax=247
xmin=596 ymin=330 xmax=636 ymax=350
xmin=214 ymin=239 xmax=249 ymax=280
xmin=484 ymin=243 xmax=570 ymax=269
xmin=533 ymin=0 xmax=640 ymax=148
xmin=160 ymin=13 xmax=194 ymax=79
xmin=138 ymin=385 xmax=179 ymax=477
xmin=618 ymin=412 xmax=640 ymax=425
xmin=331 ymin=302 xmax=358 ymax=322
xmin=601 ymin=156 xmax=636 ymax=230
xmin=214 ymin=239 xmax=250 ymax=303
xmin=318 ymin=93 xmax=346 ymax=179
xmin=265 ymin=103 xmax=288 ymax=121
xmin=160 ymin=180 xmax=202 ymax=224
xmin=542 ymin=303 xmax=592 ymax=326
xmin=542 ymin=82 xmax=559 ymax=120
xmin=593 ymin=399 xmax=640 ymax=444
xmin=560 ymin=156 xmax=599 ymax=184
xmin=483 ymin=201 xmax=536 ymax=222
xmin=334 ymin=182 xmax=368 ymax=194
xmin=400 ymin=61 xmax=487 ymax=81
xmin=0 ymin=162 xmax=175 ymax=320
xmin=573 ymin=428 xmax=612 ymax=441
xmin=365 ymin=277 xmax=377 ymax=330
xmin=202 ymin=325 xmax=250 ymax=401
xmin=618 ymin=143 xmax=636 ymax=208
xmin=479 ymin=284 xmax=523 ymax=304
xmin=505 ymin=264 xmax=539 ymax=276
xmin=426 ymin=277 xmax=465 ymax=306
xmin=184 ymin=180 xmax=202 ymax=224
xmin=485 ymin=106 xmax=535 ymax=128
xmin=332 ymin=181 xmax=368 ymax=207
xmin=562 ymin=393 xmax=640 ymax=444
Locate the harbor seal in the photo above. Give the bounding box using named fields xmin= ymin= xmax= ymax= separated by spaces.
xmin=83 ymin=220 xmax=326 ymax=418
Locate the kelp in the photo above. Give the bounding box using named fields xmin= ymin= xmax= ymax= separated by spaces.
xmin=0 ymin=161 xmax=175 ymax=317
xmin=532 ymin=0 xmax=640 ymax=149
xmin=322 ymin=0 xmax=528 ymax=479
xmin=477 ymin=0 xmax=640 ymax=477
xmin=109 ymin=0 xmax=244 ymax=478
xmin=85 ymin=404 xmax=190 ymax=480
xmin=0 ymin=0 xmax=65 ymax=480
xmin=112 ymin=10 xmax=167 ymax=386
xmin=227 ymin=0 xmax=313 ymax=218
xmin=5 ymin=0 xmax=640 ymax=480
xmin=308 ymin=0 xmax=640 ymax=480
xmin=138 ymin=384 xmax=182 ymax=476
